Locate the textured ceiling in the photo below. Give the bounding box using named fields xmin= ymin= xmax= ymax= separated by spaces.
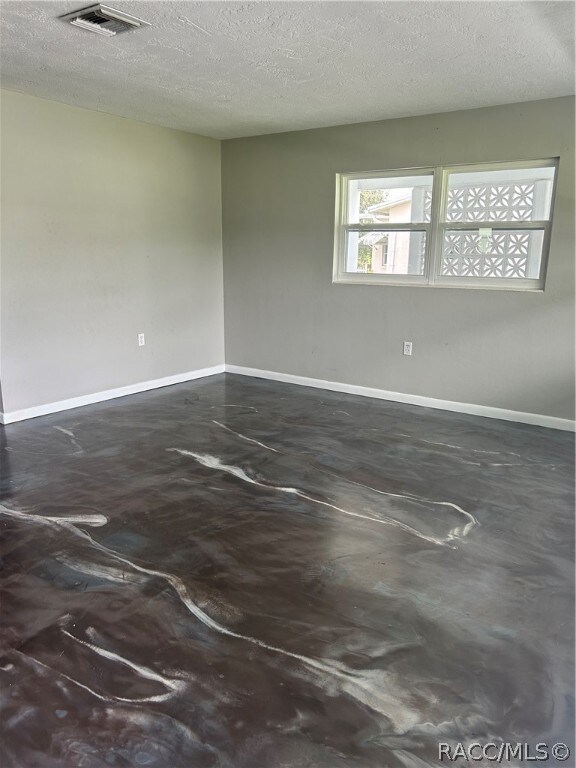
xmin=0 ymin=1 xmax=574 ymax=139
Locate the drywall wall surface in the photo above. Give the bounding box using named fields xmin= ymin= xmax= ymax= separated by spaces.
xmin=1 ymin=90 xmax=224 ymax=412
xmin=222 ymin=97 xmax=575 ymax=420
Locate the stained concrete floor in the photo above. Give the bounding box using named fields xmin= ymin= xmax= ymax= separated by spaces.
xmin=1 ymin=374 xmax=574 ymax=768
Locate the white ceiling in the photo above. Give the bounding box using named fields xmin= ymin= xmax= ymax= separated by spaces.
xmin=0 ymin=1 xmax=574 ymax=139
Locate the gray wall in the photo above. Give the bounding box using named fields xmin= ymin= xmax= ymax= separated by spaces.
xmin=1 ymin=90 xmax=224 ymax=413
xmin=2 ymin=93 xmax=573 ymax=421
xmin=222 ymin=97 xmax=575 ymax=420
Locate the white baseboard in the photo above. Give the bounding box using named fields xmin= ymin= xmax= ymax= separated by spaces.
xmin=0 ymin=364 xmax=225 ymax=424
xmin=1 ymin=362 xmax=573 ymax=432
xmin=224 ymin=364 xmax=575 ymax=432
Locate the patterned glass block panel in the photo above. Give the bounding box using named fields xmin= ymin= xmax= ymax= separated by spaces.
xmin=346 ymin=231 xmax=427 ymax=275
xmin=423 ymin=190 xmax=432 ymax=222
xmin=441 ymin=230 xmax=545 ymax=279
xmin=445 ymin=183 xmax=537 ymax=222
xmin=444 ymin=166 xmax=555 ymax=223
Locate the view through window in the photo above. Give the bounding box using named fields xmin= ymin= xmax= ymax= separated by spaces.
xmin=334 ymin=160 xmax=558 ymax=289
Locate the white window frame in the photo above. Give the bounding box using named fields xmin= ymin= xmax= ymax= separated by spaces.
xmin=333 ymin=158 xmax=559 ymax=291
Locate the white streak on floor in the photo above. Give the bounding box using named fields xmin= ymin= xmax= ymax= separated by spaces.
xmin=338 ymin=478 xmax=478 ymax=540
xmin=213 ymin=404 xmax=258 ymax=413
xmin=12 ymin=649 xmax=176 ymax=704
xmin=44 ymin=513 xmax=108 ymax=527
xmin=207 ymin=424 xmax=478 ymax=539
xmin=212 ymin=420 xmax=279 ymax=452
xmin=300 ymin=460 xmax=478 ymax=539
xmin=0 ymin=503 xmax=419 ymax=730
xmin=63 ymin=628 xmax=185 ymax=693
xmin=167 ymin=449 xmax=453 ymax=547
xmin=53 ymin=426 xmax=84 ymax=454
xmin=56 ymin=555 xmax=146 ymax=587
xmin=392 ymin=433 xmax=526 ymax=460
xmin=0 ymin=506 xmax=107 ymax=528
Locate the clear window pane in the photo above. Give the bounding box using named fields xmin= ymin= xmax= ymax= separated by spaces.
xmin=346 ymin=231 xmax=427 ymax=275
xmin=347 ymin=175 xmax=433 ymax=224
xmin=441 ymin=229 xmax=545 ymax=279
xmin=444 ymin=166 xmax=556 ymax=223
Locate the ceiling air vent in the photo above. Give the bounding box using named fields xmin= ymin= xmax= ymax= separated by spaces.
xmin=59 ymin=4 xmax=150 ymax=36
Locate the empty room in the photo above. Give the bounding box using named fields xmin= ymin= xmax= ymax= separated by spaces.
xmin=0 ymin=1 xmax=574 ymax=766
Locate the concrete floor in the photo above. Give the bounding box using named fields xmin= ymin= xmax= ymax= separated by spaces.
xmin=1 ymin=374 xmax=574 ymax=767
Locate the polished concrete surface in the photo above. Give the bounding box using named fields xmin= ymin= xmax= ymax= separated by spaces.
xmin=1 ymin=374 xmax=574 ymax=768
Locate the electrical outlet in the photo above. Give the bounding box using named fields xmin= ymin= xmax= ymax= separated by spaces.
xmin=138 ymin=333 xmax=145 ymax=347
xmin=403 ymin=341 xmax=413 ymax=356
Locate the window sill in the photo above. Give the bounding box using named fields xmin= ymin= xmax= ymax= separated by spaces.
xmin=332 ymin=276 xmax=545 ymax=292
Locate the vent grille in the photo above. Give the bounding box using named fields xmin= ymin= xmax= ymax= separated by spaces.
xmin=59 ymin=4 xmax=150 ymax=36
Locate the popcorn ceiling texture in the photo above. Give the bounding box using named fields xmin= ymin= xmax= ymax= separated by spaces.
xmin=0 ymin=1 xmax=574 ymax=139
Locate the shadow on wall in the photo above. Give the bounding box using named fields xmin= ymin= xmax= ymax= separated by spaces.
xmin=528 ymin=1 xmax=575 ymax=60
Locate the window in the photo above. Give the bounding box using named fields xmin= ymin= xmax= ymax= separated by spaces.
xmin=333 ymin=159 xmax=558 ymax=290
